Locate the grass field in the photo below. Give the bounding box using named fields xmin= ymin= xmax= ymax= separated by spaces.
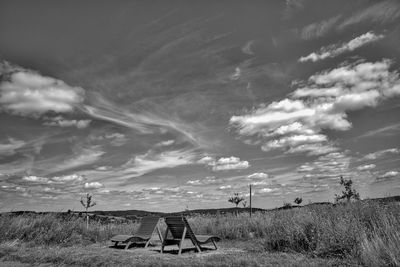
xmin=1 ymin=200 xmax=399 ymax=266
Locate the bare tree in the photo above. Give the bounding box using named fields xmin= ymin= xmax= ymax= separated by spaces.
xmin=294 ymin=197 xmax=303 ymax=205
xmin=228 ymin=193 xmax=245 ymax=207
xmin=80 ymin=193 xmax=96 ymax=229
xmin=335 ymin=176 xmax=360 ymax=203
xmin=242 ymin=200 xmax=247 ymax=208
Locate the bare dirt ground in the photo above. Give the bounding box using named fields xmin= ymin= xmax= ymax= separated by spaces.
xmin=0 ymin=240 xmax=359 ymax=267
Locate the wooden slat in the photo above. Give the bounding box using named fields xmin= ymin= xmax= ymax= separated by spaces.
xmin=164 ymin=216 xmax=220 ymax=253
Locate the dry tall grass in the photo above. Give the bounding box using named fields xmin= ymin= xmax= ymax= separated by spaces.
xmin=0 ymin=213 xmax=138 ymax=246
xmin=1 ymin=201 xmax=399 ymax=266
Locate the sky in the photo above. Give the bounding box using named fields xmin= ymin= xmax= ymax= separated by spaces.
xmin=0 ymin=0 xmax=400 ymax=212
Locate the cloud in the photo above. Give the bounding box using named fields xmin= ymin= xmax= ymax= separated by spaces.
xmin=187 ymin=176 xmax=220 ymax=186
xmin=212 ymin=157 xmax=250 ymax=171
xmin=359 ymin=123 xmax=400 ymax=138
xmin=296 ymin=152 xmax=352 ymax=179
xmin=299 ymin=32 xmax=384 ymax=62
xmin=82 ymin=93 xmax=210 ymax=150
xmin=90 ymin=132 xmax=128 ymax=146
xmin=0 ymin=138 xmax=25 ymax=156
xmin=217 ymin=185 xmax=232 ymax=191
xmin=22 ymin=174 xmax=85 ymax=184
xmin=247 ymin=172 xmax=268 ymax=179
xmin=246 ymin=172 xmax=270 ymax=186
xmin=197 ymin=156 xmax=215 ymax=165
xmin=379 ymin=171 xmax=399 ymax=179
xmin=283 ymin=0 xmax=307 ymax=20
xmin=363 ymin=148 xmax=400 ymax=160
xmin=230 ymin=67 xmax=241 ymax=80
xmin=242 ymin=40 xmax=255 ymax=55
xmin=43 ymin=116 xmax=91 ymax=129
xmin=357 ymin=164 xmax=376 ymax=171
xmin=198 ymin=156 xmax=250 ymax=171
xmin=84 ymin=182 xmax=103 ymax=189
xmin=230 ymin=60 xmax=400 ymax=155
xmin=22 ymin=175 xmax=49 ymax=183
xmin=262 ymin=134 xmax=327 ymax=152
xmin=300 ymin=15 xmax=342 ymax=40
xmin=155 ymin=140 xmax=175 ymax=147
xmin=258 ymin=187 xmax=279 ymax=194
xmin=51 ymin=174 xmax=84 ymax=183
xmin=56 ymin=148 xmax=105 ymax=173
xmin=121 ymin=150 xmax=195 ymax=178
xmin=338 ymin=0 xmax=400 ymax=31
xmin=0 ymin=64 xmax=84 ymax=117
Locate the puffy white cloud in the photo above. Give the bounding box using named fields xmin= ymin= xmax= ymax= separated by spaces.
xmin=197 ymin=156 xmax=249 ymax=171
xmin=299 ymin=32 xmax=384 ymax=62
xmin=84 ymin=182 xmax=104 ymax=189
xmin=357 ymin=164 xmax=376 ymax=171
xmin=258 ymin=187 xmax=278 ymax=194
xmin=0 ymin=138 xmax=25 ymax=156
xmin=43 ymin=116 xmax=91 ymax=129
xmin=22 ymin=175 xmax=49 ymax=183
xmin=197 ymin=156 xmax=215 ymax=164
xmin=52 ymin=174 xmax=84 ymax=183
xmin=187 ymin=176 xmax=219 ymax=186
xmin=246 ymin=172 xmax=270 ymax=186
xmin=286 ymin=143 xmax=339 ymax=156
xmin=0 ymin=67 xmax=84 ymax=117
xmin=363 ymin=148 xmax=400 ymax=160
xmin=215 ymin=157 xmax=249 ymax=171
xmin=296 ymin=152 xmax=352 ymax=179
xmin=262 ymin=134 xmax=327 ymax=151
xmin=230 ymin=60 xmax=400 ymax=155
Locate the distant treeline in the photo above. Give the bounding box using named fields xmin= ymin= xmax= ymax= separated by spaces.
xmin=3 ymin=195 xmax=400 ymax=219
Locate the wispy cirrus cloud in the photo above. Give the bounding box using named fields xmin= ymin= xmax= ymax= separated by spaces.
xmin=299 ymin=32 xmax=384 ymax=62
xmin=362 ymin=148 xmax=400 ymax=160
xmin=338 ymin=0 xmax=400 ymax=31
xmin=359 ymin=123 xmax=400 ymax=138
xmin=82 ymin=93 xmax=210 ymax=150
xmin=123 ymin=150 xmax=195 ymax=176
xmin=230 ymin=60 xmax=400 ymax=155
xmin=241 ymin=40 xmax=255 ymax=55
xmin=0 ymin=138 xmax=25 ymax=157
xmin=300 ymin=15 xmax=342 ymax=40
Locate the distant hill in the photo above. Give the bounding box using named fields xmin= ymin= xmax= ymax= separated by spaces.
xmin=4 ymin=195 xmax=399 ymax=219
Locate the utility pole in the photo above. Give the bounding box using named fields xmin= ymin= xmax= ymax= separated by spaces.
xmin=249 ymin=184 xmax=252 ymax=218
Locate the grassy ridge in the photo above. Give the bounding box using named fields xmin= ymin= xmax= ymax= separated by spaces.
xmin=1 ymin=201 xmax=399 ymax=266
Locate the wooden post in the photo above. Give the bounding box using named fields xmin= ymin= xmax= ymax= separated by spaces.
xmin=249 ymin=184 xmax=252 ymax=218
